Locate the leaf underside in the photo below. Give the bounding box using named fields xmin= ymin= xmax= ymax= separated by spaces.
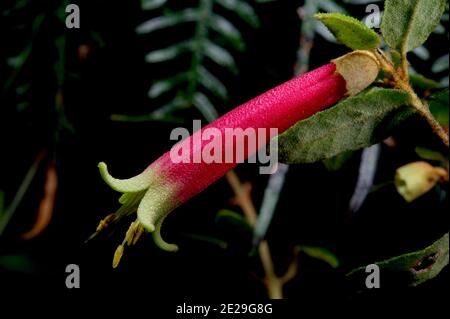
xmin=381 ymin=0 xmax=447 ymax=52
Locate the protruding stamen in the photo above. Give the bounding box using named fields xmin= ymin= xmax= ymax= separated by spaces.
xmin=132 ymin=223 xmax=145 ymax=245
xmin=113 ymin=244 xmax=124 ymax=268
xmin=96 ymin=213 xmax=115 ymax=232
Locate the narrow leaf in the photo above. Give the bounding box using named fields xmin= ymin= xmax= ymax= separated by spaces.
xmin=215 ymin=209 xmax=252 ymax=232
xmin=145 ymin=41 xmax=193 ymax=63
xmin=209 ymin=14 xmax=245 ymax=50
xmin=314 ymin=21 xmax=337 ymax=43
xmin=432 ymin=54 xmax=449 ymax=73
xmin=278 ymin=88 xmax=412 ymax=164
xmin=198 ymin=66 xmax=228 ymax=100
xmin=136 ymin=9 xmax=199 ymax=34
xmin=412 ymin=46 xmax=430 ymax=60
xmin=215 ymin=0 xmax=260 ymax=27
xmin=349 ymin=143 xmax=381 ymax=214
xmin=315 ymin=13 xmax=380 ymax=50
xmin=253 ymin=163 xmax=289 ymax=247
xmin=415 ymin=147 xmax=448 ymax=163
xmin=148 ymin=74 xmax=187 ymax=98
xmin=141 ymin=0 xmax=168 ymax=10
xmin=193 ymin=92 xmax=219 ymax=122
xmin=318 ymin=0 xmax=347 ymax=14
xmin=301 ymin=246 xmax=340 ymax=268
xmin=203 ymin=40 xmax=237 ymax=72
xmin=347 ymin=233 xmax=449 ymax=287
xmin=381 ymin=0 xmax=447 ymax=52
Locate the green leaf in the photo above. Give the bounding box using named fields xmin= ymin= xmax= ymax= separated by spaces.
xmin=141 ymin=0 xmax=168 ymax=10
xmin=180 ymin=233 xmax=228 ymax=249
xmin=203 ymin=40 xmax=237 ymax=73
xmin=136 ymin=9 xmax=199 ymax=34
xmin=278 ymin=88 xmax=412 ymax=164
xmin=415 ymin=147 xmax=448 ymax=163
xmin=148 ymin=74 xmax=187 ymax=98
xmin=0 ymin=255 xmax=36 ymax=274
xmin=215 ymin=209 xmax=252 ymax=232
xmin=410 ymin=73 xmax=442 ymax=90
xmin=347 ymin=233 xmax=449 ymax=287
xmin=432 ymin=54 xmax=449 ymax=73
xmin=300 ymin=246 xmax=340 ymax=268
xmin=193 ymin=92 xmax=219 ymax=122
xmin=412 ymin=46 xmax=430 ymax=60
xmin=322 ymin=150 xmax=355 ymax=171
xmin=215 ymin=0 xmax=260 ymax=28
xmin=314 ymin=13 xmax=380 ymax=50
xmin=208 ymin=14 xmax=245 ymax=50
xmin=318 ymin=0 xmax=347 ymax=14
xmin=381 ymin=0 xmax=447 ymax=52
xmin=198 ymin=66 xmax=228 ymax=100
xmin=145 ymin=41 xmax=193 ymax=63
xmin=429 ymin=89 xmax=449 ymax=128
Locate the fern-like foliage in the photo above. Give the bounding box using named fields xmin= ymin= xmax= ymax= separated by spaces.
xmin=114 ymin=0 xmax=262 ymax=123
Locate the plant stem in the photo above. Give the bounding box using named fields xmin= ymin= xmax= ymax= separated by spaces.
xmin=374 ymin=50 xmax=449 ymax=147
xmin=225 ymin=170 xmax=282 ymax=299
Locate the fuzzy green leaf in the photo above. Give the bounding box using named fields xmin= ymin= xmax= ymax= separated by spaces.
xmin=381 ymin=0 xmax=447 ymax=52
xmin=314 ymin=13 xmax=380 ymax=50
xmin=278 ymin=88 xmax=412 ymax=164
xmin=347 ymin=233 xmax=449 ymax=288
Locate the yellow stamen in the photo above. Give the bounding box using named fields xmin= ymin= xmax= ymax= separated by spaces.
xmin=113 ymin=244 xmax=124 ymax=268
xmin=96 ymin=213 xmax=115 ymax=232
xmin=132 ymin=223 xmax=145 ymax=245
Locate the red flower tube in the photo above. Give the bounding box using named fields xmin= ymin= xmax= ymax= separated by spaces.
xmin=96 ymin=51 xmax=379 ymax=266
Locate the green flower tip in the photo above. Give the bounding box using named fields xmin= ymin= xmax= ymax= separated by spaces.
xmin=98 ymin=161 xmax=154 ymax=193
xmin=96 ymin=161 xmax=180 ymax=267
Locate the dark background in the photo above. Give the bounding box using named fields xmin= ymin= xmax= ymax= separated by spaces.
xmin=0 ymin=0 xmax=448 ymax=311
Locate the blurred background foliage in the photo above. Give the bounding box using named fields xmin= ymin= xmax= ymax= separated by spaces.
xmin=0 ymin=0 xmax=448 ymax=306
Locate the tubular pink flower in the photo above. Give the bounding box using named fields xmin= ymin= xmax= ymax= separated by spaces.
xmin=96 ymin=51 xmax=379 ymax=265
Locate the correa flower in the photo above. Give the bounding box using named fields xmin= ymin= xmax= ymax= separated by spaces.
xmin=94 ymin=51 xmax=380 ymax=267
